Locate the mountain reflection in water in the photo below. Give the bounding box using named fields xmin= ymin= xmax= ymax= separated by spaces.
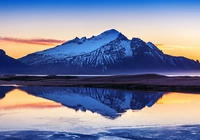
xmin=0 ymin=86 xmax=14 ymax=99
xmin=19 ymin=86 xmax=164 ymax=119
xmin=1 ymin=86 xmax=200 ymax=136
xmin=0 ymin=86 xmax=164 ymax=119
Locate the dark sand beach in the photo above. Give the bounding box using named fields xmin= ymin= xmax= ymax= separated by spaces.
xmin=0 ymin=74 xmax=200 ymax=92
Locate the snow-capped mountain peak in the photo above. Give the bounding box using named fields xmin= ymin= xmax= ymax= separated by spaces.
xmin=18 ymin=29 xmax=200 ymax=74
xmin=34 ymin=29 xmax=121 ymax=58
xmin=98 ymin=29 xmax=120 ymax=36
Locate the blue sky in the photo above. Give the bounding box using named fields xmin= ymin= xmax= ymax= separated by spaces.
xmin=0 ymin=0 xmax=200 ymax=60
xmin=1 ymin=0 xmax=200 ymax=17
xmin=1 ymin=0 xmax=200 ymax=10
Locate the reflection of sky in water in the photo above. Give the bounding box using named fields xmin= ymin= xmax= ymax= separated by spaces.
xmin=0 ymin=87 xmax=200 ymax=134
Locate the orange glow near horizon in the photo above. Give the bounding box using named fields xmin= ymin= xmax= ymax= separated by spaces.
xmin=157 ymin=92 xmax=200 ymax=104
xmin=1 ymin=1 xmax=200 ymax=61
xmin=1 ymin=40 xmax=200 ymax=61
xmin=0 ymin=89 xmax=62 ymax=110
xmin=157 ymin=44 xmax=200 ymax=61
xmin=0 ymin=41 xmax=59 ymax=58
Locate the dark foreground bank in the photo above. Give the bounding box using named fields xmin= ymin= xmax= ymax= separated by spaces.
xmin=0 ymin=74 xmax=200 ymax=92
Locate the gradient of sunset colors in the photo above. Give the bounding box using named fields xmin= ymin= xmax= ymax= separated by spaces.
xmin=0 ymin=0 xmax=200 ymax=60
xmin=1 ymin=90 xmax=200 ymax=110
xmin=0 ymin=89 xmax=62 ymax=110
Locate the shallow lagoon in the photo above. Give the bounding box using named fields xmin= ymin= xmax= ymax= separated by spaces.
xmin=0 ymin=86 xmax=200 ymax=139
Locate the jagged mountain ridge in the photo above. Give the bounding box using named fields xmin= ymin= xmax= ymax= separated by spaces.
xmin=19 ymin=29 xmax=200 ymax=74
xmin=19 ymin=29 xmax=120 ymax=66
xmin=20 ymin=86 xmax=164 ymax=119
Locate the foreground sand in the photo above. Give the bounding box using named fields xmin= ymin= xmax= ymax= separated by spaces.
xmin=0 ymin=74 xmax=200 ymax=92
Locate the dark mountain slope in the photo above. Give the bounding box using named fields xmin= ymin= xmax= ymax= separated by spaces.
xmin=18 ymin=29 xmax=200 ymax=74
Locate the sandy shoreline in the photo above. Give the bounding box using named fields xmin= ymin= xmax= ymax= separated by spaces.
xmin=0 ymin=74 xmax=200 ymax=92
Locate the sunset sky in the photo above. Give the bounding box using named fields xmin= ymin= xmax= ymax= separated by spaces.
xmin=0 ymin=0 xmax=200 ymax=60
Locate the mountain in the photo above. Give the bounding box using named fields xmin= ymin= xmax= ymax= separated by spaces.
xmin=0 ymin=49 xmax=28 ymax=74
xmin=19 ymin=29 xmax=200 ymax=74
xmin=20 ymin=86 xmax=164 ymax=119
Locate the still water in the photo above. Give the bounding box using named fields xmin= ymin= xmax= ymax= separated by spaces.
xmin=0 ymin=86 xmax=200 ymax=139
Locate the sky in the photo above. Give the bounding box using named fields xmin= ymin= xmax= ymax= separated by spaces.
xmin=0 ymin=0 xmax=200 ymax=60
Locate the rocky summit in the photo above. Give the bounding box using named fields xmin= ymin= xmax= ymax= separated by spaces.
xmin=14 ymin=29 xmax=200 ymax=74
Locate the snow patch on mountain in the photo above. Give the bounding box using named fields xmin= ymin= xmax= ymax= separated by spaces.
xmin=37 ymin=92 xmax=119 ymax=118
xmin=18 ymin=29 xmax=200 ymax=73
xmin=121 ymin=40 xmax=131 ymax=56
xmin=36 ymin=29 xmax=120 ymax=58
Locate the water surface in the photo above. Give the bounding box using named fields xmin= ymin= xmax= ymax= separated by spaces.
xmin=0 ymin=86 xmax=200 ymax=139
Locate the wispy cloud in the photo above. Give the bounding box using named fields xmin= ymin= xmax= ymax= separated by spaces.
xmin=155 ymin=44 xmax=164 ymax=47
xmin=0 ymin=37 xmax=66 ymax=46
xmin=156 ymin=44 xmax=193 ymax=50
xmin=0 ymin=102 xmax=62 ymax=110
